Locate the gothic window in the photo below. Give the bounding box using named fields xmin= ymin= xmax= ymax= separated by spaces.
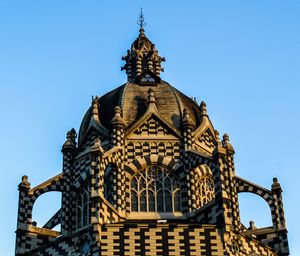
xmin=130 ymin=166 xmax=181 ymax=212
xmin=141 ymin=73 xmax=155 ymax=83
xmin=76 ymin=181 xmax=90 ymax=229
xmin=195 ymin=175 xmax=215 ymax=208
xmin=104 ymin=164 xmax=115 ymax=205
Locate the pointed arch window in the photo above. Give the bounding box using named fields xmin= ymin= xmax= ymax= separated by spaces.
xmin=130 ymin=166 xmax=181 ymax=212
xmin=195 ymin=175 xmax=215 ymax=208
xmin=76 ymin=181 xmax=90 ymax=229
xmin=104 ymin=164 xmax=115 ymax=206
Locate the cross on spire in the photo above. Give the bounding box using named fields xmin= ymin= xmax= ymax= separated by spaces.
xmin=137 ymin=8 xmax=146 ymax=29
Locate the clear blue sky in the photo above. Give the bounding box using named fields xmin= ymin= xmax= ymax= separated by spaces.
xmin=0 ymin=1 xmax=299 ymax=255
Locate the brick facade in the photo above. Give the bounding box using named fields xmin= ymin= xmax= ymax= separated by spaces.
xmin=15 ymin=21 xmax=289 ymax=256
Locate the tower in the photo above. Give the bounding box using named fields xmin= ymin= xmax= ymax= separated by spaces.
xmin=15 ymin=14 xmax=289 ymax=256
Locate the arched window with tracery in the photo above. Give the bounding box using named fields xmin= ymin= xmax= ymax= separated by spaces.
xmin=104 ymin=164 xmax=115 ymax=205
xmin=195 ymin=174 xmax=215 ymax=208
xmin=130 ymin=166 xmax=181 ymax=212
xmin=76 ymin=181 xmax=90 ymax=229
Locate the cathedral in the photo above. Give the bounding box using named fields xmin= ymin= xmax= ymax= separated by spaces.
xmin=15 ymin=13 xmax=289 ymax=256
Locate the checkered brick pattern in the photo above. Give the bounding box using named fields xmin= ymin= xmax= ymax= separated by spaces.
xmin=125 ymin=141 xmax=182 ymax=162
xmin=61 ymin=150 xmax=76 ymax=234
xmin=43 ymin=209 xmax=61 ymax=229
xmin=180 ymin=150 xmax=214 ymax=213
xmin=235 ymin=176 xmax=275 ymax=229
xmin=182 ymin=150 xmax=213 ymax=170
xmin=79 ymin=130 xmax=107 ymax=153
xmin=209 ymin=150 xmax=241 ymax=230
xmin=193 ymin=200 xmax=223 ymax=226
xmin=100 ymin=223 xmax=225 ymax=256
xmin=234 ymin=175 xmax=288 ymax=254
xmin=225 ymin=153 xmax=241 ymax=230
xmin=194 ymin=129 xmax=216 ymax=155
xmin=235 ymin=176 xmax=273 ymax=205
xmin=15 ymin=173 xmax=66 ymax=254
xmin=16 ymin=82 xmax=289 ymax=256
xmin=183 ymin=127 xmax=194 ymax=150
xmin=22 ymin=228 xmax=93 ymax=256
xmin=256 ymin=230 xmax=289 ymax=255
xmin=27 ymin=173 xmax=65 ymax=225
xmin=132 ymin=117 xmax=169 ymax=136
xmin=224 ymin=231 xmax=279 ymax=256
xmin=189 ymin=164 xmax=215 ymax=211
xmin=111 ymin=125 xmax=125 ymax=147
xmin=97 ymin=196 xmax=125 ymax=225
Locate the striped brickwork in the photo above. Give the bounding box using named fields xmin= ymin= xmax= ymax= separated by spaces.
xmin=100 ymin=223 xmax=224 ymax=256
xmin=15 ymin=76 xmax=289 ymax=255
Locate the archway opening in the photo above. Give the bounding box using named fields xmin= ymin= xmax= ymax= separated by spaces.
xmin=32 ymin=191 xmax=61 ymax=231
xmin=238 ymin=192 xmax=272 ymax=229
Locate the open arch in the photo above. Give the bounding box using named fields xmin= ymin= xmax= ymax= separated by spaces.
xmin=31 ymin=191 xmax=62 ymax=230
xmin=238 ymin=192 xmax=273 ymax=228
xmin=235 ymin=176 xmax=273 ymax=206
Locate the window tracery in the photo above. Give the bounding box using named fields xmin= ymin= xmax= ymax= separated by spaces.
xmin=76 ymin=181 xmax=90 ymax=229
xmin=104 ymin=164 xmax=115 ymax=205
xmin=195 ymin=175 xmax=215 ymax=208
xmin=130 ymin=166 xmax=180 ymax=212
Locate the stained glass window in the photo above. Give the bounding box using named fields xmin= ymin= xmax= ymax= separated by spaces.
xmin=195 ymin=175 xmax=215 ymax=208
xmin=130 ymin=166 xmax=181 ymax=212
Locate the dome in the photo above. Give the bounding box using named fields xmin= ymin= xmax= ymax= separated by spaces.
xmin=78 ymin=26 xmax=204 ymax=147
xmin=78 ymin=81 xmax=202 ymax=146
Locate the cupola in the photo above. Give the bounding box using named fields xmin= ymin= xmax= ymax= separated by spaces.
xmin=121 ymin=10 xmax=165 ymax=83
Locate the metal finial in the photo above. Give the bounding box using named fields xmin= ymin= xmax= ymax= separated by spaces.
xmin=137 ymin=8 xmax=146 ymax=28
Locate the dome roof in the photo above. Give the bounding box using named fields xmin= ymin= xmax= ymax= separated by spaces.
xmin=78 ymin=81 xmax=202 ymax=145
xmin=78 ymin=27 xmax=204 ymax=146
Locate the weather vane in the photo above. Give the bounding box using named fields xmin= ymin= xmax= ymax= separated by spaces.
xmin=137 ymin=8 xmax=146 ymax=28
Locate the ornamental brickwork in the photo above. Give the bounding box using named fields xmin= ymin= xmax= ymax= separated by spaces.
xmin=15 ymin=19 xmax=289 ymax=256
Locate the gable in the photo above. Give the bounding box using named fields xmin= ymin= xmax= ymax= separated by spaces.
xmin=126 ymin=115 xmax=179 ymax=139
xmin=78 ymin=128 xmax=109 ymax=153
xmin=194 ymin=129 xmax=216 ymax=154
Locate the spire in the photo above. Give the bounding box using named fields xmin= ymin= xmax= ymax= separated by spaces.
xmin=222 ymin=133 xmax=234 ymax=153
xmin=272 ymin=177 xmax=282 ymax=192
xmin=147 ymin=88 xmax=156 ymax=105
xmin=248 ymin=221 xmax=257 ymax=230
xmin=200 ymin=101 xmax=208 ymax=117
xmin=62 ymin=128 xmax=77 ymax=152
xmin=92 ymin=96 xmax=99 ymax=117
xmin=111 ymin=106 xmax=126 ymax=128
xmin=182 ymin=108 xmax=195 ymax=129
xmin=18 ymin=175 xmax=31 ymax=191
xmin=121 ymin=10 xmax=165 ymax=82
xmin=137 ymin=8 xmax=146 ymax=30
xmin=214 ymin=129 xmax=222 ymax=146
xmin=90 ymin=138 xmax=104 ymax=154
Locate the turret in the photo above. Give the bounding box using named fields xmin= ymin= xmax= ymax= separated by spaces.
xmin=15 ymin=176 xmax=31 ymax=255
xmin=182 ymin=108 xmax=195 ymax=150
xmin=121 ymin=10 xmax=165 ymax=82
xmin=110 ymin=106 xmax=126 ymax=147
